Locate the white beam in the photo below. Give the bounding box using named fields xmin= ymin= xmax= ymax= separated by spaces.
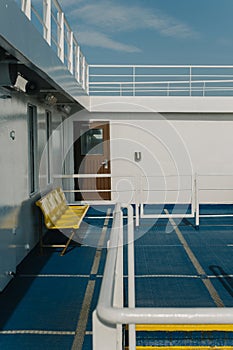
xmin=21 ymin=0 xmax=31 ymax=20
xmin=57 ymin=11 xmax=64 ymax=62
xmin=43 ymin=0 xmax=51 ymax=45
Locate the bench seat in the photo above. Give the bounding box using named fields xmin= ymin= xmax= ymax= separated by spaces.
xmin=36 ymin=188 xmax=89 ymax=255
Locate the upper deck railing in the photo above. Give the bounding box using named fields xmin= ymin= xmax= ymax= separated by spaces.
xmin=89 ymin=65 xmax=233 ymax=97
xmin=16 ymin=0 xmax=89 ymax=94
xmin=15 ymin=2 xmax=233 ymax=98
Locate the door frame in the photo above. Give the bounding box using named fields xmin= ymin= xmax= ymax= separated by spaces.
xmin=73 ymin=120 xmax=111 ymax=200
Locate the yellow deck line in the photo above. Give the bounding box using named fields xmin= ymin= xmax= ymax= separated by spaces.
xmin=133 ymin=347 xmax=233 ymax=350
xmin=134 ymin=324 xmax=233 ymax=332
xmin=164 ymin=209 xmax=224 ymax=307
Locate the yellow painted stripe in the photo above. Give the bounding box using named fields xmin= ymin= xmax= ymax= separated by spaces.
xmin=133 ymin=347 xmax=233 ymax=350
xmin=164 ymin=209 xmax=224 ymax=307
xmin=134 ymin=324 xmax=233 ymax=332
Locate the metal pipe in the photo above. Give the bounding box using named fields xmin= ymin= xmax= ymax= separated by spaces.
xmin=127 ymin=205 xmax=136 ymax=349
xmin=96 ymin=201 xmax=233 ymax=329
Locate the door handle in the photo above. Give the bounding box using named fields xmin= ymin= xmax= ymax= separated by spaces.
xmin=101 ymin=159 xmax=108 ymax=169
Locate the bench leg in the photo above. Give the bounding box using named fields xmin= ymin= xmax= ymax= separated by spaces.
xmin=60 ymin=229 xmax=75 ymax=256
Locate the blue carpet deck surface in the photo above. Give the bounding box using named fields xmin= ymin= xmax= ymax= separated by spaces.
xmin=0 ymin=206 xmax=112 ymax=350
xmin=1 ymin=204 xmax=233 ymax=348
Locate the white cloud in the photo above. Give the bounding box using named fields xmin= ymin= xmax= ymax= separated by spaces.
xmin=71 ymin=1 xmax=197 ymax=39
xmin=59 ymin=0 xmax=85 ymax=7
xmin=58 ymin=0 xmax=198 ymax=53
xmin=77 ymin=31 xmax=141 ymax=53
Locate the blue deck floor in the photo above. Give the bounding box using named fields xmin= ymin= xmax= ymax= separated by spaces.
xmin=1 ymin=205 xmax=233 ymax=348
xmin=0 ymin=206 xmax=112 ymax=350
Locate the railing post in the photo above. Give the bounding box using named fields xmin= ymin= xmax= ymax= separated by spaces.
xmin=203 ymin=81 xmax=206 ymax=97
xmin=93 ymin=205 xmax=123 ymax=350
xmin=93 ymin=310 xmax=119 ymax=350
xmin=133 ymin=66 xmax=136 ymax=96
xmin=86 ymin=63 xmax=89 ymax=95
xmin=113 ymin=208 xmax=123 ymax=350
xmin=75 ymin=46 xmax=80 ymax=83
xmin=167 ymin=82 xmax=170 ymax=96
xmin=43 ymin=0 xmax=51 ymax=45
xmin=191 ymin=174 xmax=195 ymax=217
xmin=21 ymin=0 xmax=31 ymax=20
xmin=127 ymin=205 xmax=136 ymax=350
xmin=57 ymin=11 xmax=64 ymax=62
xmin=195 ymin=174 xmax=199 ymax=227
xmin=135 ymin=175 xmax=140 ymax=227
xmin=68 ymin=30 xmax=74 ymax=73
xmin=82 ymin=56 xmax=86 ymax=90
xmin=189 ymin=66 xmax=192 ymax=96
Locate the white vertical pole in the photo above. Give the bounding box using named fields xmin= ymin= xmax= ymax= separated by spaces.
xmin=113 ymin=209 xmax=123 ymax=308
xmin=203 ymin=81 xmax=206 ymax=96
xmin=135 ymin=175 xmax=140 ymax=227
xmin=68 ymin=30 xmax=74 ymax=73
xmin=191 ymin=174 xmax=195 ymax=217
xmin=128 ymin=205 xmax=136 ymax=350
xmin=195 ymin=174 xmax=199 ymax=227
xmin=93 ymin=311 xmax=118 ymax=350
xmin=21 ymin=0 xmax=31 ymax=20
xmin=86 ymin=63 xmax=89 ymax=95
xmin=113 ymin=209 xmax=123 ymax=350
xmin=57 ymin=11 xmax=64 ymax=62
xmin=140 ymin=203 xmax=144 ymax=216
xmin=135 ymin=204 xmax=139 ymax=228
xmin=43 ymin=0 xmax=51 ymax=45
xmin=189 ymin=66 xmax=192 ymax=96
xmin=133 ymin=66 xmax=135 ymax=96
xmin=76 ymin=45 xmax=80 ymax=83
xmin=82 ymin=56 xmax=86 ymax=90
xmin=93 ymin=206 xmax=123 ymax=350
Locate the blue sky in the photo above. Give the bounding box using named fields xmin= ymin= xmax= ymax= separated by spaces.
xmin=59 ymin=0 xmax=233 ymax=65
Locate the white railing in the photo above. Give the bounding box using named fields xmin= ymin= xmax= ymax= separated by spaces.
xmin=53 ymin=173 xmax=196 ymax=227
xmin=93 ymin=203 xmax=233 ymax=350
xmin=13 ymin=3 xmax=233 ymax=98
xmin=18 ymin=0 xmax=89 ymax=93
xmin=195 ymin=174 xmax=233 ymax=226
xmin=139 ymin=174 xmax=195 ymax=220
xmin=89 ymin=65 xmax=233 ymax=96
xmin=93 ymin=204 xmax=136 ymax=349
xmin=54 ymin=173 xmax=233 ymax=228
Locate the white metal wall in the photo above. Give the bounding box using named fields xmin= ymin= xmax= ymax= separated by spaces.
xmin=66 ymin=110 xmax=233 ymax=204
xmin=0 ymin=89 xmax=64 ymax=290
xmin=110 ymin=117 xmax=233 ymax=204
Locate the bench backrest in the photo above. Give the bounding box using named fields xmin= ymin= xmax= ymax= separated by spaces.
xmin=36 ymin=188 xmax=68 ymax=228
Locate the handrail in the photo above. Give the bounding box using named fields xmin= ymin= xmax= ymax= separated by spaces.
xmin=93 ymin=202 xmax=233 ymax=349
xmin=195 ymin=174 xmax=233 ymax=226
xmin=13 ymin=3 xmax=233 ymax=98
xmin=54 ymin=172 xmax=233 ymax=230
xmin=89 ymin=65 xmax=233 ymax=96
xmin=18 ymin=0 xmax=89 ymax=94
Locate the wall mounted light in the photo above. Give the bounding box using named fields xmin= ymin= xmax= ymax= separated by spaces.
xmin=58 ymin=104 xmax=71 ymax=114
xmin=44 ymin=93 xmax=57 ymax=105
xmin=0 ymin=63 xmax=17 ymax=87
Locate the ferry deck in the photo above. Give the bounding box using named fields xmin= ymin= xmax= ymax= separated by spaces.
xmin=1 ymin=1 xmax=233 ymax=349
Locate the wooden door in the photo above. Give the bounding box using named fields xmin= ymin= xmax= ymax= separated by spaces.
xmin=73 ymin=121 xmax=111 ymax=200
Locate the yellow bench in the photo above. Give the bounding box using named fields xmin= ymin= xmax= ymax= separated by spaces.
xmin=36 ymin=188 xmax=89 ymax=256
